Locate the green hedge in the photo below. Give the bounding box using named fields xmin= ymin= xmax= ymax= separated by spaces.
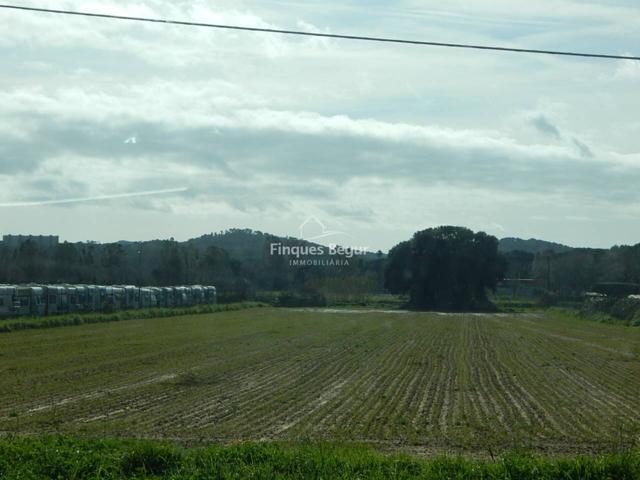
xmin=581 ymin=296 xmax=640 ymax=326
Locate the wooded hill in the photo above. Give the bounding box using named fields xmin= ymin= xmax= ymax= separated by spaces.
xmin=0 ymin=229 xmax=385 ymax=301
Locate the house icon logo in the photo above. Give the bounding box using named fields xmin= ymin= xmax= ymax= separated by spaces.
xmin=298 ymin=216 xmax=352 ymax=242
xmin=267 ymin=216 xmax=368 ymax=265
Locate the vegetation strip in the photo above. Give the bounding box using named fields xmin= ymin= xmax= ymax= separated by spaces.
xmin=1 ymin=436 xmax=639 ymax=480
xmin=0 ymin=302 xmax=266 ymax=333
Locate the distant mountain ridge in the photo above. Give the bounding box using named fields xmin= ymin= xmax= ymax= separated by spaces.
xmin=184 ymin=229 xmax=381 ymax=261
xmin=498 ymin=237 xmax=574 ymax=254
xmin=1 ymin=229 xmax=582 ymax=257
xmin=187 ymin=231 xmax=576 ymax=259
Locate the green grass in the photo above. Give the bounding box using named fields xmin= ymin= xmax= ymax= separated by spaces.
xmin=490 ymin=295 xmax=540 ymax=313
xmin=255 ymin=291 xmax=407 ymax=309
xmin=0 ymin=436 xmax=639 ymax=480
xmin=547 ymin=306 xmax=640 ymax=328
xmin=0 ymin=302 xmax=266 ymax=333
xmin=325 ymin=293 xmax=408 ymax=309
xmin=547 ymin=307 xmax=619 ymax=325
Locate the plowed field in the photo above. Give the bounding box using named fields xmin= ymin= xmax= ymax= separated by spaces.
xmin=1 ymin=308 xmax=639 ymax=454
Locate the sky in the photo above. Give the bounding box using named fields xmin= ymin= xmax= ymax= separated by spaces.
xmin=0 ymin=0 xmax=639 ymax=251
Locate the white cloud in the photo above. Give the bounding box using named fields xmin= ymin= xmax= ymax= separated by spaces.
xmin=614 ymin=59 xmax=640 ymax=79
xmin=0 ymin=0 xmax=639 ymax=248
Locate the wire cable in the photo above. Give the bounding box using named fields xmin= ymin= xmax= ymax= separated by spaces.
xmin=0 ymin=4 xmax=638 ymax=61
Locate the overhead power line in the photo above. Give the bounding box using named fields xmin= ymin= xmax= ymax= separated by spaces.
xmin=1 ymin=3 xmax=639 ymax=61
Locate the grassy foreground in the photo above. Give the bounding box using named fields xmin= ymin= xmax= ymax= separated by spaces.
xmin=0 ymin=437 xmax=639 ymax=480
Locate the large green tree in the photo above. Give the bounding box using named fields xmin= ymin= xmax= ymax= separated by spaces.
xmin=385 ymin=226 xmax=505 ymax=310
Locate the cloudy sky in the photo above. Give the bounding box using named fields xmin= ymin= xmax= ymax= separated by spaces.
xmin=0 ymin=0 xmax=639 ymax=251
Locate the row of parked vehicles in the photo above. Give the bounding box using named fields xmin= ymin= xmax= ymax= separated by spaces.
xmin=0 ymin=284 xmax=217 ymax=318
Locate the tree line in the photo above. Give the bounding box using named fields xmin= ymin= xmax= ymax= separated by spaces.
xmin=502 ymin=244 xmax=640 ymax=299
xmin=2 ymin=227 xmax=638 ymax=309
xmin=0 ymin=229 xmax=386 ymax=303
